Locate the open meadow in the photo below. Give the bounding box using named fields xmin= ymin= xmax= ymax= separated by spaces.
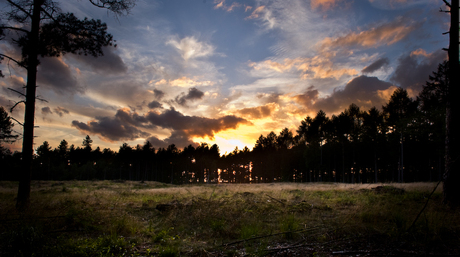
xmin=0 ymin=181 xmax=459 ymax=256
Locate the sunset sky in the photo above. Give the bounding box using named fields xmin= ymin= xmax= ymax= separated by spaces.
xmin=0 ymin=0 xmax=450 ymax=154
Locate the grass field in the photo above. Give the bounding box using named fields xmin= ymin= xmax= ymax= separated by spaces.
xmin=0 ymin=181 xmax=459 ymax=256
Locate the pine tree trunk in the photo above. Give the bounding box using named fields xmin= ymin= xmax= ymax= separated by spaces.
xmin=444 ymin=0 xmax=460 ymax=207
xmin=16 ymin=0 xmax=43 ymax=210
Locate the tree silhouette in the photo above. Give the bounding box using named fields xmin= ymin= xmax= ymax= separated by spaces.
xmin=362 ymin=107 xmax=386 ymax=182
xmin=36 ymin=140 xmax=53 ymax=179
xmin=0 ymin=0 xmax=135 ymax=210
xmin=117 ymin=143 xmax=133 ymax=180
xmin=417 ymin=62 xmax=449 ymax=181
xmin=82 ymin=135 xmax=93 ymax=152
xmin=0 ymin=106 xmax=18 ymax=147
xmin=0 ymin=60 xmax=453 ymax=185
xmin=344 ymin=104 xmax=363 ymax=183
xmin=330 ymin=112 xmax=351 ymax=182
xmin=383 ymin=88 xmax=418 ymax=182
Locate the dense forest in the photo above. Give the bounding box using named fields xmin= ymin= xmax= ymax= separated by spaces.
xmin=0 ymin=62 xmax=448 ymax=184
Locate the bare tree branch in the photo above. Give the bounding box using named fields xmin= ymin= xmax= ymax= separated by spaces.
xmin=10 ymin=101 xmax=25 ymax=113
xmin=36 ymin=96 xmax=48 ymax=103
xmin=6 ymin=0 xmax=33 ymax=19
xmin=10 ymin=117 xmax=24 ymax=126
xmin=7 ymin=88 xmax=26 ymax=98
xmin=0 ymin=26 xmax=30 ymax=34
xmin=88 ymin=0 xmax=136 ymax=16
xmin=440 ymin=7 xmax=451 ymax=13
xmin=443 ymin=0 xmax=452 ymax=8
xmin=40 ymin=7 xmax=58 ymax=23
xmin=0 ymin=53 xmax=27 ymax=68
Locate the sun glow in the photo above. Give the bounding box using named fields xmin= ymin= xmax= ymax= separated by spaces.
xmin=192 ymin=124 xmax=259 ymax=155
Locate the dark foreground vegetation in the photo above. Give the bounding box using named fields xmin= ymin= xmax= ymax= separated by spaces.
xmin=0 ymin=62 xmax=450 ymax=184
xmin=0 ymin=181 xmax=458 ymax=256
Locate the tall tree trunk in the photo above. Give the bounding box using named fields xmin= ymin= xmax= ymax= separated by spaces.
xmin=374 ymin=146 xmax=378 ymax=183
xmin=444 ymin=0 xmax=460 ymax=206
xmin=16 ymin=0 xmax=43 ymax=210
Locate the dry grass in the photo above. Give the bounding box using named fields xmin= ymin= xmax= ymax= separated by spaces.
xmin=0 ymin=181 xmax=457 ymax=256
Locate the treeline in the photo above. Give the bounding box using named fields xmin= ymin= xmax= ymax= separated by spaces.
xmin=0 ymin=62 xmax=448 ymax=183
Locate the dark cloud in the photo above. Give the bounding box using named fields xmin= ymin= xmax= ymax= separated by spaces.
xmin=145 ymin=107 xmax=251 ymax=138
xmin=91 ymin=80 xmax=147 ymax=105
xmin=54 ymin=107 xmax=70 ymax=117
xmin=390 ymin=50 xmax=445 ymax=93
xmin=114 ymin=108 xmax=150 ymax=127
xmin=147 ymin=100 xmax=163 ymax=109
xmin=71 ymin=114 xmax=151 ymax=142
xmin=0 ymin=95 xmax=13 ymax=109
xmin=41 ymin=107 xmax=53 ymax=115
xmin=256 ymin=92 xmax=282 ymax=104
xmin=39 ymin=106 xmax=70 ymax=117
xmin=175 ymin=87 xmax=204 ymax=106
xmin=293 ymin=86 xmax=319 ymax=108
xmin=2 ymin=75 xmax=26 ymax=98
xmin=0 ymin=94 xmax=24 ymax=113
xmin=71 ymin=46 xmax=127 ymax=74
xmin=37 ymin=57 xmax=82 ymax=95
xmin=153 ymin=89 xmax=165 ymax=100
xmin=312 ymin=75 xmax=395 ymax=113
xmin=236 ymin=104 xmax=275 ymax=119
xmin=145 ymin=136 xmax=169 ymax=149
xmin=71 ymin=107 xmax=250 ymax=147
xmin=146 ymin=131 xmax=199 ymax=150
xmin=362 ymin=57 xmax=390 ymax=74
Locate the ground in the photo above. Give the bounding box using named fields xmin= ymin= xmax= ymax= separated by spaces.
xmin=0 ymin=181 xmax=458 ymax=256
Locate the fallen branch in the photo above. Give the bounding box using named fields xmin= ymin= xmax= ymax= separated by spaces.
xmin=0 ymin=215 xmax=66 ymax=223
xmin=332 ymin=250 xmax=381 ymax=255
xmin=222 ymin=226 xmax=321 ymax=247
xmin=407 ymin=180 xmax=442 ymax=232
xmin=265 ymin=194 xmax=285 ymax=205
xmin=263 ymin=244 xmax=315 ymax=254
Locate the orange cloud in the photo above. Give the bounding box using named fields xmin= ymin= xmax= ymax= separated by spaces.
xmin=154 ymin=77 xmax=215 ymax=88
xmin=249 ymin=57 xmax=358 ymax=80
xmin=410 ymin=48 xmax=431 ymax=57
xmin=246 ymin=5 xmax=265 ymax=19
xmin=377 ymin=86 xmax=398 ymax=102
xmin=214 ymin=0 xmax=225 ymax=9
xmin=320 ymin=17 xmax=416 ymax=50
xmin=227 ymin=2 xmax=241 ymax=11
xmin=311 ymin=0 xmax=340 ymax=10
xmin=214 ymin=0 xmax=241 ymax=12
